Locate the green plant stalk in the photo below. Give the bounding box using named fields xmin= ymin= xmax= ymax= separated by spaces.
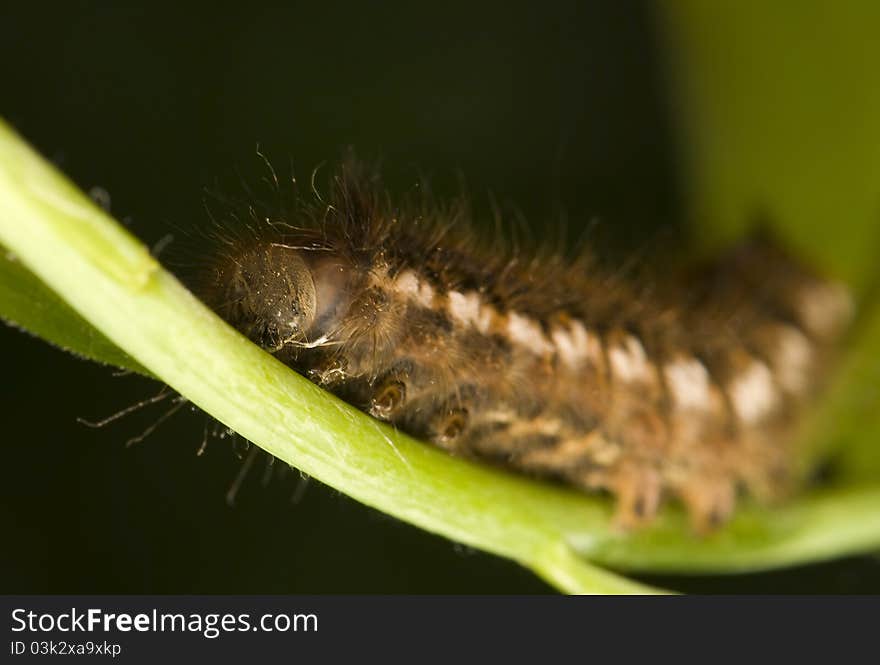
xmin=2 ymin=119 xmax=880 ymax=591
xmin=0 ymin=238 xmax=148 ymax=374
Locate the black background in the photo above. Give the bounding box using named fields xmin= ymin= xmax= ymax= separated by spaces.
xmin=2 ymin=1 xmax=878 ymax=593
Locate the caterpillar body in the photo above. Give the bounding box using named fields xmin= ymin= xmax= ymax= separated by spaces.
xmin=188 ymin=160 xmax=853 ymax=532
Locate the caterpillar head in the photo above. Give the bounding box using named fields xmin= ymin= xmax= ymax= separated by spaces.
xmin=207 ymin=243 xmax=352 ymax=352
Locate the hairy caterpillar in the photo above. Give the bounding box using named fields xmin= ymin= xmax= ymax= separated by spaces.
xmin=183 ymin=158 xmax=853 ymax=532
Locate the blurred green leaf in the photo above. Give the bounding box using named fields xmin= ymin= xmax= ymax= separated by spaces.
xmin=0 ymin=247 xmax=147 ymax=375
xmin=662 ymin=1 xmax=880 ymax=290
xmin=661 ymin=0 xmax=880 ymax=482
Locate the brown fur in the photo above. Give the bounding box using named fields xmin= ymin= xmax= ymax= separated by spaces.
xmin=183 ymin=159 xmax=853 ymax=532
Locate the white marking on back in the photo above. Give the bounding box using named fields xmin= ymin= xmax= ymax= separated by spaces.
xmin=551 ymin=321 xmax=603 ymax=370
xmin=415 ymin=281 xmax=436 ymax=308
xmin=552 ymin=327 xmax=578 ymax=367
xmin=796 ymin=282 xmax=853 ymax=339
xmin=446 ymin=290 xmax=495 ymax=333
xmin=506 ymin=312 xmax=555 ymax=355
xmin=391 ymin=269 xmax=436 ymax=308
xmin=608 ymin=335 xmax=652 ymax=384
xmin=393 ymin=270 xmax=420 ymax=297
xmin=448 ymin=290 xmax=478 ymax=324
xmin=773 ymin=325 xmax=813 ymax=394
xmin=664 ymin=357 xmax=713 ymax=411
xmin=729 ymin=359 xmax=779 ymax=424
xmin=476 ymin=303 xmax=498 ymax=334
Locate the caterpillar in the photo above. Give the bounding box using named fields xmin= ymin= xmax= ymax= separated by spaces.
xmin=184 ymin=158 xmax=854 ymax=532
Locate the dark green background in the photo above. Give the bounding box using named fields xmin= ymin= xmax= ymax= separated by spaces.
xmin=2 ymin=1 xmax=878 ymax=592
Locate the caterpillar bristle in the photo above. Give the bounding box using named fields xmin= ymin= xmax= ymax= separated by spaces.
xmin=175 ymin=155 xmax=854 ymax=533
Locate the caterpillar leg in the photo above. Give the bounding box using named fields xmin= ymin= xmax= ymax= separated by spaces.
xmin=584 ymin=463 xmax=664 ymax=530
xmin=673 ymin=474 xmax=737 ymax=534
